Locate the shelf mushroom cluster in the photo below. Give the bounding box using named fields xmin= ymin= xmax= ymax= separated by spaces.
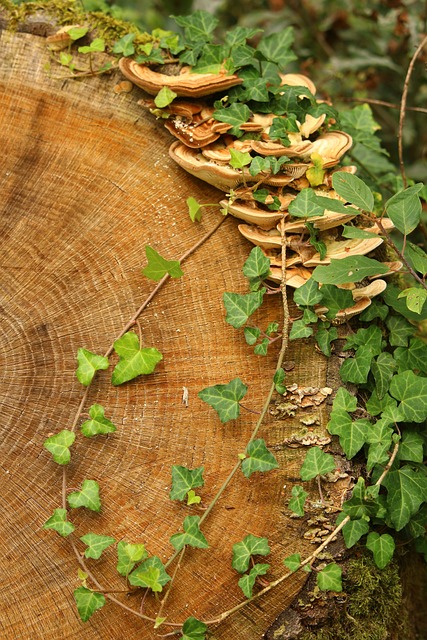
xmin=119 ymin=58 xmax=400 ymax=319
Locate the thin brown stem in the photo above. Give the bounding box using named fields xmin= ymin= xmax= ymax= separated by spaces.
xmin=344 ymin=96 xmax=427 ymax=115
xmin=398 ymin=34 xmax=427 ymax=188
xmin=157 ymin=547 xmax=186 ymax=622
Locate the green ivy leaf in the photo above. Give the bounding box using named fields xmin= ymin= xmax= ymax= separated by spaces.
xmin=78 ymin=38 xmax=105 ymax=54
xmin=371 ymin=352 xmax=396 ymax=398
xmin=111 ymin=332 xmax=163 ymax=386
xmin=128 ymin=556 xmax=171 ymax=591
xmin=232 ymin=534 xmax=270 ymax=573
xmin=187 ymin=490 xmax=201 ymax=505
xmin=385 ymin=187 xmax=422 ymax=235
xmin=382 ymin=465 xmax=427 ymax=530
xmin=116 ymin=541 xmax=147 ymax=576
xmin=241 ymin=438 xmax=279 ymax=478
xmin=315 ymin=324 xmax=338 ymax=357
xmin=112 ymin=32 xmax=136 ymax=56
xmin=344 ymin=325 xmax=383 ymax=354
xmin=306 ymin=222 xmax=327 ymax=260
xmin=43 ymin=508 xmax=75 ymax=537
xmin=332 ymin=172 xmax=374 ymax=211
xmin=229 ymin=148 xmax=252 ymax=169
xmin=274 ymin=367 xmax=286 ymax=395
xmin=73 ymin=586 xmax=105 ymax=622
xmin=223 ymin=290 xmax=266 ymax=328
xmin=170 ymin=515 xmax=209 ymax=551
xmin=80 ymin=404 xmax=117 ymax=437
xmin=366 ymin=532 xmax=395 ymax=569
xmin=332 ymin=387 xmax=358 ymax=413
xmin=283 ymin=553 xmax=301 ymax=572
xmin=300 ymin=446 xmax=335 ymax=481
xmin=254 ymin=338 xmax=269 ymax=355
xmin=225 ymin=26 xmax=262 ymax=47
xmin=170 ymin=465 xmax=204 ymax=501
xmin=398 ymin=338 xmax=427 ymax=374
xmin=242 ymin=246 xmax=271 ymax=281
xmin=198 ymin=377 xmax=248 ymax=423
xmin=382 ymin=285 xmax=427 ymax=321
xmin=312 ymin=256 xmax=389 ymax=285
xmin=80 ymin=533 xmax=115 ymax=559
xmin=306 ymin=153 xmax=325 ymax=187
xmin=398 ymin=431 xmax=424 ymax=463
xmin=266 ymin=321 xmax=279 ymax=336
xmin=68 ymin=26 xmax=89 ymax=41
xmin=186 ymin=197 xmax=203 ymax=222
xmin=253 ymin=188 xmax=281 ymax=210
xmin=244 ymin=327 xmax=261 ymax=345
xmin=317 ymin=563 xmax=342 ymax=591
xmin=288 ymin=188 xmax=324 ymax=218
xmin=289 ymin=319 xmax=313 ymax=340
xmin=68 ymin=479 xmax=101 ymax=512
xmin=172 ymin=10 xmax=218 ymax=43
xmin=359 ymin=298 xmax=389 ymax=322
xmin=213 ymin=103 xmax=251 ymax=137
xmin=142 ymin=246 xmax=183 ymax=281
xmin=293 ymin=277 xmax=323 ymax=306
xmin=256 ymin=27 xmax=296 ymax=68
xmin=329 ymin=414 xmax=370 ymax=459
xmin=366 ymin=418 xmax=393 ymax=471
xmin=389 ymin=370 xmax=427 ymax=423
xmin=238 ymin=563 xmax=270 ymax=598
xmin=181 ymin=616 xmax=208 ymax=640
xmin=341 ymin=517 xmax=370 ymax=548
xmin=385 ymin=315 xmax=414 ymax=347
xmin=154 ymin=86 xmax=177 ymax=108
xmin=288 ymin=485 xmax=308 ymax=516
xmin=76 ymin=348 xmax=109 ymax=386
xmin=340 ymin=345 xmax=375 ymax=384
xmin=398 ymin=287 xmax=427 ymax=314
xmin=43 ymin=429 xmax=75 ymax=465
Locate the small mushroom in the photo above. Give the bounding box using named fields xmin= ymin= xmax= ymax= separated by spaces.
xmin=282 ymin=211 xmax=358 ymax=233
xmin=303 ymin=236 xmax=384 ymax=266
xmin=138 ymin=98 xmax=204 ymax=119
xmin=164 ymin=116 xmax=221 ymax=148
xmin=238 ymin=223 xmax=282 ymax=249
xmin=220 ymin=200 xmax=283 ymax=228
xmin=119 ymin=57 xmax=243 ymax=97
xmin=280 ymin=73 xmax=317 ymax=96
xmin=352 ymin=280 xmax=387 ymax=300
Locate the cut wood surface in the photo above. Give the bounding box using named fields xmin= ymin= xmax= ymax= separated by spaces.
xmin=0 ymin=26 xmax=345 ymax=639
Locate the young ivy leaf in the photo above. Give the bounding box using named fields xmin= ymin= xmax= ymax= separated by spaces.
xmin=288 ymin=485 xmax=308 ymax=516
xmin=198 ymin=377 xmax=248 ymax=423
xmin=244 ymin=327 xmax=261 ymax=345
xmin=283 ymin=553 xmax=301 ymax=573
xmin=169 ymin=515 xmax=209 ymax=552
xmin=142 ymin=246 xmax=183 ymax=282
xmin=68 ymin=479 xmax=101 ymax=512
xmin=273 ymin=368 xmax=286 ymax=395
xmin=169 ymin=465 xmax=204 ymax=501
xmin=232 ymin=534 xmax=270 ymax=573
xmin=171 ymin=10 xmax=218 ymax=43
xmin=73 ymin=586 xmax=105 ymax=622
xmin=43 ymin=429 xmax=75 ymax=465
xmin=382 ymin=465 xmax=427 ymax=530
xmin=187 ymin=196 xmax=203 ymax=222
xmin=315 ymin=324 xmax=338 ymax=357
xmin=300 ymin=446 xmax=335 ymax=481
xmin=306 ymin=153 xmax=325 ymax=187
xmin=254 ymin=337 xmax=269 ymax=356
xmin=43 ymin=508 xmax=75 ymax=537
xmin=76 ymin=348 xmax=109 ymax=386
xmin=229 ymin=148 xmax=252 ymax=169
xmin=187 ymin=490 xmax=201 ymax=505
xmin=80 ymin=404 xmax=117 ymax=437
xmin=78 ymin=38 xmax=105 ymax=54
xmin=128 ymin=556 xmax=171 ymax=590
xmin=316 ymin=563 xmax=342 ymax=592
xmin=398 ymin=287 xmax=427 ymax=315
xmin=293 ymin=277 xmax=323 ymax=307
xmin=212 ymin=103 xmax=251 ymax=137
xmin=289 ymin=319 xmax=313 ymax=340
xmin=68 ymin=26 xmax=89 ymax=41
xmin=366 ymin=532 xmax=395 ymax=569
xmin=111 ymin=332 xmax=163 ymax=386
xmin=332 ymin=172 xmax=374 ymax=212
xmin=223 ymin=290 xmax=266 ymax=328
xmin=116 ymin=541 xmax=147 ymax=576
xmin=256 ymin=27 xmax=296 ymax=68
xmin=288 ymin=188 xmax=324 ymax=218
xmin=238 ymin=563 xmax=270 ymax=598
xmin=389 ymin=370 xmax=427 ymax=423
xmin=242 ymin=246 xmax=271 ymax=282
xmin=154 ymin=86 xmax=177 ymax=108
xmin=241 ymin=438 xmax=279 ymax=478
xmin=80 ymin=533 xmax=116 ymax=560
xmin=338 ymin=515 xmax=370 ymax=548
xmin=112 ymin=32 xmax=136 ymax=56
xmin=181 ymin=616 xmax=208 ymax=640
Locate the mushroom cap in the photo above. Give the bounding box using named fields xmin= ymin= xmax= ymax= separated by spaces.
xmin=282 ymin=211 xmax=358 ymax=233
xmin=280 ymin=73 xmax=317 ymax=95
xmin=220 ymin=199 xmax=283 ymax=228
xmin=119 ymin=57 xmax=243 ymax=97
xmin=303 ymin=236 xmax=384 ymax=266
xmin=164 ymin=116 xmax=221 ymax=148
xmin=238 ymin=223 xmax=282 ymax=249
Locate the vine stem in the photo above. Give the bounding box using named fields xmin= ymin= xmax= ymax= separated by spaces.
xmin=398 ymin=34 xmax=427 ymax=188
xmin=344 ymin=96 xmax=427 ymax=115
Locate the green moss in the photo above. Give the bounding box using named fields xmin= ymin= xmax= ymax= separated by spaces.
xmin=299 ymin=556 xmax=405 ymax=640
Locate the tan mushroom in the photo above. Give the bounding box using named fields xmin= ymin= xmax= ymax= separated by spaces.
xmin=351 ymin=280 xmax=387 ymax=300
xmin=119 ymin=57 xmax=243 ymax=98
xmin=238 ymin=223 xmax=282 ymax=249
xmin=282 ymin=211 xmax=358 ymax=233
xmin=138 ymin=98 xmax=204 ymax=119
xmin=219 ymin=200 xmax=283 ymax=228
xmin=303 ymin=236 xmax=384 ymax=266
xmin=280 ymin=73 xmax=317 ymax=95
xmin=164 ymin=116 xmax=221 ymax=148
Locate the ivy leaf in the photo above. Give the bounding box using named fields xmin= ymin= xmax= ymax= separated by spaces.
xmin=332 ymin=172 xmax=374 ymax=211
xmin=225 ymin=26 xmax=262 ymax=46
xmin=312 ymin=256 xmax=389 ymax=285
xmin=288 ymin=188 xmax=324 ymax=218
xmin=232 ymin=534 xmax=270 ymax=573
xmin=170 ymin=465 xmax=204 ymax=501
xmin=341 ymin=517 xmax=370 ymax=548
xmin=254 ymin=338 xmax=269 ymax=355
xmin=253 ymin=188 xmax=281 ymax=210
xmin=171 ymin=11 xmax=218 ymax=43
xmin=269 ymin=115 xmax=300 ymax=145
xmin=344 ymin=325 xmax=383 ymax=354
xmin=371 ymin=352 xmax=396 ymax=398
xmin=317 ymin=284 xmax=354 ymax=319
xmin=213 ymin=103 xmax=251 ymax=137
xmin=73 ymin=587 xmax=105 ymax=622
xmin=43 ymin=429 xmax=75 ymax=465
xmin=241 ymin=438 xmax=279 ymax=478
xmin=389 ymin=370 xmax=427 ymax=423
xmin=385 ymin=188 xmax=422 ymax=235
xmin=181 ymin=616 xmax=208 ymax=640
xmin=78 ymin=38 xmax=105 ymax=54
xmin=300 ymin=446 xmax=335 ymax=481
xmin=306 ymin=153 xmax=325 ymax=187
xmin=289 ymin=320 xmax=313 ymax=340
xmin=382 ymin=465 xmax=427 ymax=530
xmin=187 ymin=490 xmax=201 ymax=505
xmin=382 ymin=284 xmax=427 ymax=321
xmin=198 ymin=377 xmax=248 ymax=423
xmin=398 ymin=287 xmax=427 ymax=314
xmin=332 ymin=387 xmax=358 ymax=413
xmin=80 ymin=533 xmax=115 ymax=560
xmin=315 ymin=324 xmax=338 ymax=357
xmin=386 ymin=315 xmax=414 ymax=347
xmin=229 ymin=148 xmax=252 ymax=169
xmin=256 ymin=27 xmax=296 ymax=68
xmin=397 ymin=338 xmax=427 ymax=374
xmin=142 ymin=246 xmax=183 ymax=281
xmin=366 ymin=418 xmax=393 ymax=471
xmin=112 ymin=33 xmax=136 ymax=56
xmin=154 ymin=86 xmax=177 ymax=108
xmin=283 ymin=553 xmax=301 ymax=572
xmin=244 ymin=327 xmax=261 ymax=345
xmin=242 ymin=246 xmax=271 ymax=282
xmin=128 ymin=556 xmax=171 ymax=591
xmin=186 ymin=197 xmax=203 ymax=222
xmin=43 ymin=508 xmax=75 ymax=537
xmin=111 ymin=332 xmax=163 ymax=386
xmin=80 ymin=404 xmax=117 ymax=437
xmin=238 ymin=563 xmax=270 ymax=598
xmin=293 ymin=277 xmax=323 ymax=306
xmin=329 ymin=415 xmax=370 ymax=459
xmin=76 ymin=348 xmax=109 ymax=386
xmin=170 ymin=515 xmax=209 ymax=551
xmin=398 ymin=431 xmax=424 ymax=463
xmin=288 ymin=485 xmax=308 ymax=516
xmin=116 ymin=541 xmax=147 ymax=576
xmin=306 ymin=222 xmax=327 ymax=260
xmin=340 ymin=345 xmax=375 ymax=384
xmin=274 ymin=368 xmax=286 ymax=395
xmin=68 ymin=26 xmax=89 ymax=41
xmin=317 ymin=563 xmax=342 ymax=591
xmin=68 ymin=479 xmax=101 ymax=512
xmin=359 ymin=298 xmax=389 ymax=322
xmin=223 ymin=289 xmax=265 ymax=328
xmin=266 ymin=321 xmax=279 ymax=336
xmin=366 ymin=532 xmax=395 ymax=569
